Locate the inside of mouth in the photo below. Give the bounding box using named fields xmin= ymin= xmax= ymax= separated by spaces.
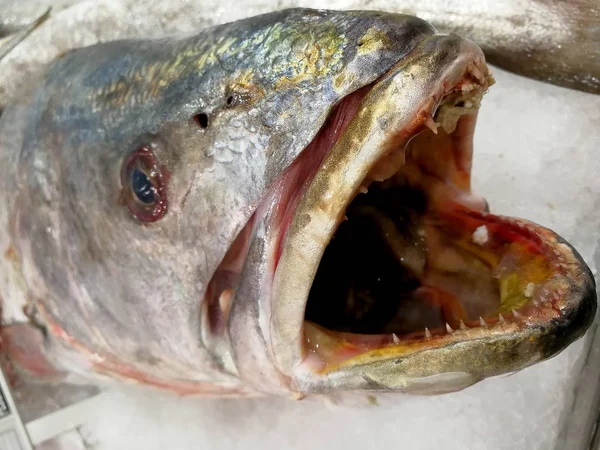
xmin=303 ymin=95 xmax=559 ymax=365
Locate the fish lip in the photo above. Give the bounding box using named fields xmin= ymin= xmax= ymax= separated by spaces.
xmin=268 ymin=34 xmax=597 ymax=390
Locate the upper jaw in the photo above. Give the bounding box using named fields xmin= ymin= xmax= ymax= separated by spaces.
xmin=268 ymin=35 xmax=597 ymax=394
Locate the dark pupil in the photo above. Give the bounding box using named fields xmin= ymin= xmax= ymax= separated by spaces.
xmin=131 ymin=168 xmax=155 ymax=204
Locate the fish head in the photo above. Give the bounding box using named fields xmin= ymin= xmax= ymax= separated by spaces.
xmin=7 ymin=9 xmax=596 ymax=395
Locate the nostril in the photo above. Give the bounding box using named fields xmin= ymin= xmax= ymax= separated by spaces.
xmin=194 ymin=113 xmax=209 ymax=129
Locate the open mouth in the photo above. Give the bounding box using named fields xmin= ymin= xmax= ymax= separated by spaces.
xmin=301 ymin=105 xmax=568 ymax=369
xmin=203 ymin=35 xmax=594 ymax=391
xmin=268 ymin=36 xmax=595 ymax=383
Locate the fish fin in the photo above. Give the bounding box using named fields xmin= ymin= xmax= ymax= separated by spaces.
xmin=0 ymin=7 xmax=51 ymax=63
xmin=0 ymin=322 xmax=65 ymax=387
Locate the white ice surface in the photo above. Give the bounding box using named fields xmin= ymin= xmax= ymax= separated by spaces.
xmin=69 ymin=68 xmax=600 ymax=450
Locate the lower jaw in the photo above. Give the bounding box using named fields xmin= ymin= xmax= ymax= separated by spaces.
xmin=288 ymin=109 xmax=590 ymax=377
xmin=301 ymin=204 xmax=570 ymax=372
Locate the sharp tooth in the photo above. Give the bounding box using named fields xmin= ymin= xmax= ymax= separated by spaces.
xmin=461 ymin=83 xmax=474 ymax=93
xmin=424 ymin=328 xmax=432 ymax=339
xmin=343 ymin=215 xmax=348 ymax=221
xmin=359 ymin=186 xmax=368 ymax=194
xmin=470 ymin=64 xmax=485 ymax=83
xmin=424 ymin=115 xmax=438 ymax=134
xmin=524 ymin=283 xmax=535 ymax=298
xmin=479 ymin=317 xmax=487 ymax=327
xmin=511 ymin=309 xmax=521 ymax=318
xmin=472 ymin=225 xmax=489 ymax=246
xmin=498 ymin=313 xmax=505 ymax=322
xmin=392 ymin=333 xmax=399 ymax=344
xmin=445 ymin=323 xmax=454 ymax=333
xmin=459 ymin=320 xmax=467 ymax=330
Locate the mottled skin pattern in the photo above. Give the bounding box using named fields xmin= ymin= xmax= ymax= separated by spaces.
xmin=0 ymin=10 xmax=436 ymax=394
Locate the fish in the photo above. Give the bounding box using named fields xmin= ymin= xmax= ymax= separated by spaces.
xmin=0 ymin=0 xmax=598 ymax=117
xmin=0 ymin=8 xmax=596 ymax=397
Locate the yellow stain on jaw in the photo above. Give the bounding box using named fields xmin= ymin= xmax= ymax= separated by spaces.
xmin=499 ymin=273 xmax=528 ymax=312
xmin=316 ymin=338 xmax=439 ymax=375
xmin=497 ymin=255 xmax=550 ymax=313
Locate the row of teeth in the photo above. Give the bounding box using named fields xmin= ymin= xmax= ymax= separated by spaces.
xmin=420 ymin=59 xmax=488 ymax=136
xmin=421 ymin=99 xmax=468 ymax=136
xmin=475 ymin=215 xmax=569 ymax=274
xmin=390 ymin=309 xmax=524 ymax=343
xmin=513 ymin=219 xmax=570 ymax=272
xmin=464 ymin=60 xmax=487 ymax=89
xmin=389 ymin=280 xmax=567 ymax=344
xmin=358 ymin=59 xmax=488 ymax=192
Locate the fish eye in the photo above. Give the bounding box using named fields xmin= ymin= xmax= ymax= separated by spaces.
xmin=121 ymin=146 xmax=167 ymax=222
xmin=131 ymin=168 xmax=155 ymax=204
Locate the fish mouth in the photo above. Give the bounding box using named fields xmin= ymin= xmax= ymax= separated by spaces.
xmin=270 ymin=35 xmax=596 ymax=393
